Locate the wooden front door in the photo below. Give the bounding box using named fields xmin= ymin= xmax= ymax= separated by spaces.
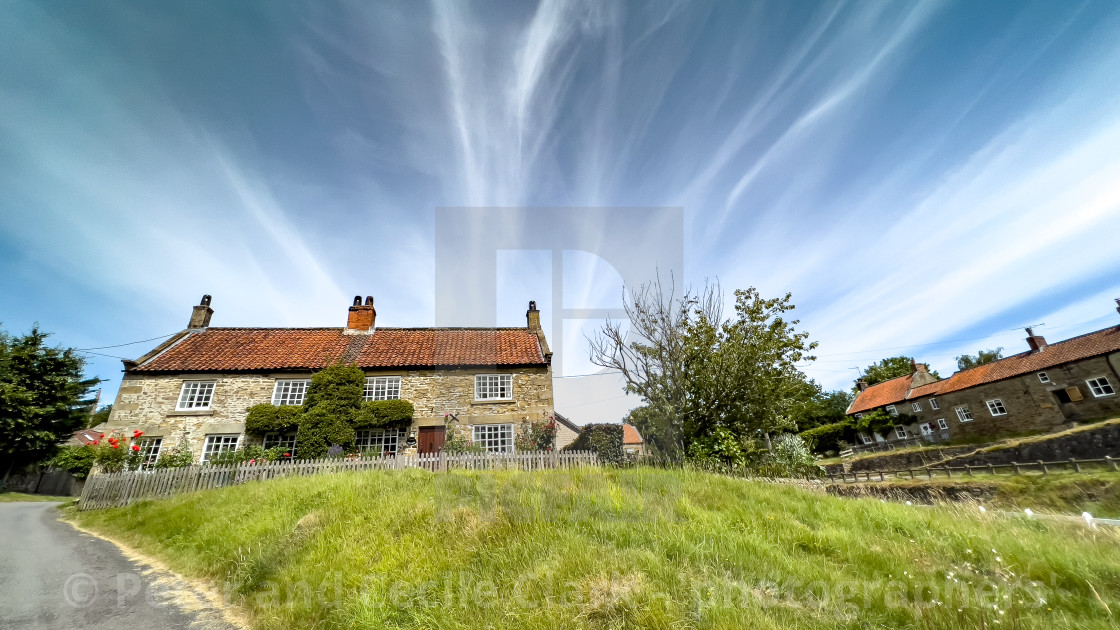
xmin=418 ymin=426 xmax=446 ymax=454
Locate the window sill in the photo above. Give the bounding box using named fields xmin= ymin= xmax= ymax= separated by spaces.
xmin=472 ymin=399 xmax=514 ymax=405
xmin=167 ymin=409 xmax=215 ymax=417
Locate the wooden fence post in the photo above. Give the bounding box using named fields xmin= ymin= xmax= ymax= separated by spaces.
xmin=966 ymin=465 xmax=973 ymax=477
xmin=1013 ymin=462 xmax=1021 ymax=475
xmin=1107 ymin=456 xmax=1118 ymax=472
xmin=878 ymin=471 xmax=884 ymax=482
xmin=1070 ymin=458 xmax=1081 ymax=473
xmin=909 ymin=468 xmax=915 ymax=480
xmin=1038 ymin=460 xmax=1047 ymax=475
xmin=987 ymin=463 xmax=994 ymax=476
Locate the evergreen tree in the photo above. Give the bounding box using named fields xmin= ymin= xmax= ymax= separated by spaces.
xmin=1 ymin=325 xmax=99 ymax=480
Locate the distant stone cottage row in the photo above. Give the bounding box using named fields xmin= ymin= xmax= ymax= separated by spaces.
xmin=98 ymin=295 xmax=583 ymax=465
xmin=845 ymin=300 xmax=1120 ymax=449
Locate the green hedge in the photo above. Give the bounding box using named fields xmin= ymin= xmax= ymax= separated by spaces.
xmin=296 ymin=407 xmax=357 ymax=459
xmin=800 ymin=421 xmax=853 ymax=454
xmin=353 ymin=399 xmax=414 ymax=429
xmin=564 ymin=423 xmax=625 ymax=464
xmin=245 ymin=404 xmax=302 ymax=435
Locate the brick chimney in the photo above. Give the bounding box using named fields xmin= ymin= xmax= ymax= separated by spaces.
xmin=188 ymin=295 xmax=213 ymax=329
xmin=526 ymin=300 xmax=552 ymax=362
xmin=1025 ymin=327 xmax=1047 ymax=352
xmin=856 ymin=379 xmax=869 ymax=392
xmin=346 ymin=296 xmax=376 ymax=333
xmin=910 ymin=361 xmax=939 ymax=387
xmin=1115 ymin=298 xmax=1120 ymax=317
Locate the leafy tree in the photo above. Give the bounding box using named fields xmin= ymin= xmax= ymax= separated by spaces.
xmin=789 ymin=380 xmax=853 ymax=431
xmin=626 ymin=405 xmax=681 ymax=458
xmin=0 ymin=325 xmax=99 ymax=481
xmin=856 ymin=356 xmax=940 ymax=392
xmin=88 ymin=404 xmax=112 ymax=428
xmin=589 ymin=277 xmax=816 ymax=460
xmin=956 ymin=348 xmax=1003 ymax=372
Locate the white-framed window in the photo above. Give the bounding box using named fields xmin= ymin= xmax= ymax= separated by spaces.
xmin=136 ymin=437 xmax=162 ymax=470
xmin=930 ymin=398 xmax=939 ymax=410
xmin=355 ymin=429 xmax=400 ymax=456
xmin=474 ymin=374 xmax=513 ymax=401
xmin=885 ymin=405 xmax=898 ymax=417
xmin=262 ymin=432 xmax=297 ymax=455
xmin=201 ymin=434 xmax=239 ymax=462
xmin=858 ymin=432 xmax=872 ymax=445
xmin=911 ymin=402 xmax=922 ymax=413
xmin=895 ymin=425 xmax=907 ymax=439
xmin=176 ymin=381 xmax=215 ymax=410
xmin=1037 ymin=372 xmax=1050 ymax=384
xmin=472 ymin=423 xmax=514 ymax=452
xmin=854 ymin=413 xmax=864 ymax=419
xmin=986 ymin=399 xmax=1007 ymax=416
xmin=271 ymin=379 xmax=309 ymax=406
xmin=364 ymin=376 xmax=402 ymax=401
xmin=937 ymin=418 xmax=949 ymax=430
xmin=1086 ymin=376 xmax=1116 ymax=398
xmin=955 ymin=405 xmax=973 ymax=423
xmin=920 ymin=423 xmax=933 ymax=437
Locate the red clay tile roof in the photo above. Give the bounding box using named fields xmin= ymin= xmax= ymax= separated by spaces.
xmin=622 ymin=423 xmax=643 ymax=444
xmin=130 ymin=327 xmax=547 ymax=372
xmin=847 ymin=374 xmax=914 ymax=415
xmin=847 ymin=325 xmax=1120 ymax=415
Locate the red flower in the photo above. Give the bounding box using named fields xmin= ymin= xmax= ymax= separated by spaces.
xmin=131 ymin=444 xmax=140 ymax=452
xmin=111 ymin=444 xmax=119 ymax=449
xmin=99 ymin=433 xmax=105 ymax=438
xmin=133 ymin=430 xmax=144 ymax=437
xmin=284 ymin=452 xmax=290 ymax=457
xmin=91 ymin=440 xmax=100 ymax=446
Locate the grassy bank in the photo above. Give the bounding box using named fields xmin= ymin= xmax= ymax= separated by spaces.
xmin=830 ymin=471 xmax=1120 ymax=518
xmin=70 ymin=467 xmax=1120 ymax=629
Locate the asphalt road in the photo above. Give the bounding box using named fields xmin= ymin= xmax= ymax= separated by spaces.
xmin=0 ymin=502 xmax=239 ymax=630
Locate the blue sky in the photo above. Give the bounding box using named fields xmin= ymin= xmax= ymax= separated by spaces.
xmin=3 ymin=1 xmax=1120 ymax=423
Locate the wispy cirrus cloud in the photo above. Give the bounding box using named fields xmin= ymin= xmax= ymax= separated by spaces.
xmin=2 ymin=0 xmax=1120 ymax=415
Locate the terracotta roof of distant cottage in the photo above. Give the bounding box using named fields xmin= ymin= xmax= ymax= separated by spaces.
xmin=129 ymin=327 xmax=548 ymax=372
xmin=847 ymin=325 xmax=1120 ymax=415
xmin=622 ymin=423 xmax=644 ymax=445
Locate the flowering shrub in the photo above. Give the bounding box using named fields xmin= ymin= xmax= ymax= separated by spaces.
xmin=442 ymin=422 xmax=484 ymax=454
xmin=91 ymin=430 xmax=143 ymax=473
xmin=515 ymin=419 xmax=557 ymax=451
xmin=47 ymin=445 xmax=98 ymax=479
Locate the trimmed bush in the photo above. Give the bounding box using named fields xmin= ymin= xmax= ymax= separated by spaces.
xmin=303 ymin=363 xmax=365 ymax=419
xmin=564 ymin=423 xmax=625 ymax=464
xmin=800 ymin=421 xmax=853 ymax=454
xmin=296 ymin=407 xmax=357 ymax=459
xmin=244 ymin=404 xmax=302 ymax=435
xmin=353 ymin=399 xmax=414 ymax=429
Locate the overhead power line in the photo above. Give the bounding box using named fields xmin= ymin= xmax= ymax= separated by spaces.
xmin=75 ymin=332 xmax=178 ymax=351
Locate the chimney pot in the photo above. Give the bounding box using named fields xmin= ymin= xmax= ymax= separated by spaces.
xmin=1025 ymin=327 xmax=1047 ymax=352
xmin=346 ymin=295 xmax=376 ymax=333
xmin=857 ymin=379 xmax=869 ymax=392
xmin=189 ymin=295 xmax=214 ymax=329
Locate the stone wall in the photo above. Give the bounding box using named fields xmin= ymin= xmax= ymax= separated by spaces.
xmin=104 ymin=366 xmax=554 ymax=462
xmin=854 ymin=352 xmax=1120 ymax=446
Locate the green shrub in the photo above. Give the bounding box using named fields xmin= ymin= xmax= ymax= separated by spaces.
xmin=754 ymin=434 xmax=822 ymax=478
xmin=296 ymin=407 xmax=357 ymax=459
xmin=302 ymin=363 xmax=365 ymax=419
xmin=686 ymin=426 xmax=759 ymax=468
xmin=515 ymin=419 xmax=557 ymax=452
xmin=353 ymin=399 xmax=414 ymax=429
xmin=565 ymin=423 xmax=625 ymax=464
xmin=800 ymin=421 xmax=853 ymax=454
xmin=47 ymin=445 xmax=98 ymax=479
xmin=153 ymin=441 xmax=195 ymax=469
xmin=443 ymin=424 xmax=484 ymax=454
xmin=244 ymin=404 xmax=302 ymax=435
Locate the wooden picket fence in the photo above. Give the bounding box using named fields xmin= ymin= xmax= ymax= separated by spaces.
xmin=830 ymin=455 xmax=1120 ymax=484
xmin=78 ymin=450 xmax=599 ymax=511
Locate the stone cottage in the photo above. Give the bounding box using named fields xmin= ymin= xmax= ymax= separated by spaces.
xmin=101 ymin=295 xmax=556 ymax=463
xmin=845 ymin=300 xmax=1120 ymax=448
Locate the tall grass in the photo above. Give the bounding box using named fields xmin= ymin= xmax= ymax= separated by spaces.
xmin=71 ymin=467 xmax=1120 ymax=629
